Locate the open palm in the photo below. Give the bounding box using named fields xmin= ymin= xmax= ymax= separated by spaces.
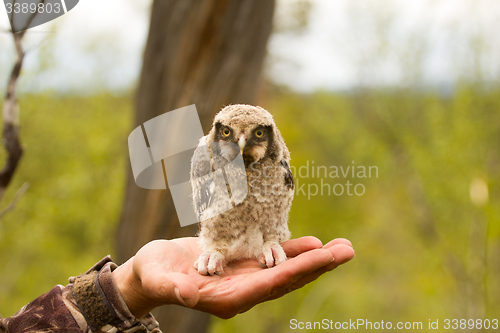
xmin=114 ymin=236 xmax=355 ymax=319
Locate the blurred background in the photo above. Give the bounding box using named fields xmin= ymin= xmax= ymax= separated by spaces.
xmin=0 ymin=0 xmax=499 ymax=332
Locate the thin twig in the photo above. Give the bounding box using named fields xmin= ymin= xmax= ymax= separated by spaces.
xmin=0 ymin=181 xmax=29 ymax=220
xmin=0 ymin=3 xmax=44 ymax=202
xmin=0 ymin=32 xmax=25 ymax=202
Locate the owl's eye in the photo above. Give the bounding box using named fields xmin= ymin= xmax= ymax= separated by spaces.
xmin=222 ymin=128 xmax=231 ymax=137
xmin=255 ymin=129 xmax=264 ymax=137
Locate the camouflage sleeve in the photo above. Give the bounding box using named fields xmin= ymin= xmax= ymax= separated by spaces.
xmin=0 ymin=256 xmax=162 ymax=333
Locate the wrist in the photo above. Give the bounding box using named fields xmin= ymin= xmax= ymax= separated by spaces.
xmin=70 ymin=256 xmax=160 ymax=331
xmin=113 ymin=258 xmax=157 ymax=319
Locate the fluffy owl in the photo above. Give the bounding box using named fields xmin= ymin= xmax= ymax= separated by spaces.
xmin=190 ymin=104 xmax=294 ymax=275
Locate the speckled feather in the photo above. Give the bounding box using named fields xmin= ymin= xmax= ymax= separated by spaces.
xmin=190 ymin=104 xmax=294 ymax=275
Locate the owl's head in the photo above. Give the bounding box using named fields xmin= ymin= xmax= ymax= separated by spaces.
xmin=208 ymin=104 xmax=289 ymax=165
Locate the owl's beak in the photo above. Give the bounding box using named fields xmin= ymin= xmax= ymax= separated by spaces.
xmin=238 ymin=134 xmax=246 ymax=154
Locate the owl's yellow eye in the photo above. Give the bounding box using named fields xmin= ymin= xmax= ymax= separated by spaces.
xmin=255 ymin=129 xmax=264 ymax=137
xmin=222 ymin=128 xmax=231 ymax=137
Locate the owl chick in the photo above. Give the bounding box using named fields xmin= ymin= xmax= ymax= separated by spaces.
xmin=190 ymin=104 xmax=294 ymax=275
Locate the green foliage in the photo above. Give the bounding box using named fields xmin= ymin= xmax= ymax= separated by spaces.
xmin=0 ymin=93 xmax=132 ymax=316
xmin=0 ymin=87 xmax=498 ymax=331
xmin=211 ymin=86 xmax=500 ymax=332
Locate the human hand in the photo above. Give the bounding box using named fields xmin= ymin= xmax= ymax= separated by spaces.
xmin=113 ymin=236 xmax=355 ymax=319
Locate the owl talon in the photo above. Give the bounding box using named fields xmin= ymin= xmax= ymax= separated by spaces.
xmin=261 ymin=241 xmax=287 ymax=268
xmin=258 ymin=255 xmax=267 ymax=268
xmin=195 ymin=250 xmax=225 ymax=275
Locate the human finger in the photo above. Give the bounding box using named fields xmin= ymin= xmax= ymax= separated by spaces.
xmin=281 ymin=236 xmax=323 ymax=257
xmin=265 ymin=243 xmax=355 ymax=301
xmin=253 ymin=248 xmax=334 ymax=298
xmin=323 ymin=238 xmax=353 ymax=249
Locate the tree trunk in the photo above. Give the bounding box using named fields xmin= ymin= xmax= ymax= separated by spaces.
xmin=116 ymin=1 xmax=275 ymax=332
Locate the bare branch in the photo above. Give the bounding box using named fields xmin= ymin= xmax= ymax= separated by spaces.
xmin=0 ymin=182 xmax=29 ymax=220
xmin=0 ymin=32 xmax=26 ymax=202
xmin=0 ymin=3 xmax=47 ymax=201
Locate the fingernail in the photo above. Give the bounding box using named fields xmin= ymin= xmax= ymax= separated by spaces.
xmin=330 ymin=256 xmax=335 ymax=263
xmin=345 ymin=255 xmax=355 ymax=263
xmin=174 ymin=287 xmax=188 ymax=307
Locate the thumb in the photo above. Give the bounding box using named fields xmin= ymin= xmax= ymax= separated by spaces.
xmin=166 ymin=272 xmax=200 ymax=308
xmin=142 ymin=272 xmax=200 ymax=308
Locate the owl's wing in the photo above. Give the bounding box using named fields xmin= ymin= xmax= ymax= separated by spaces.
xmin=190 ymin=142 xmax=213 ymax=221
xmin=281 ymin=160 xmax=295 ymax=190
